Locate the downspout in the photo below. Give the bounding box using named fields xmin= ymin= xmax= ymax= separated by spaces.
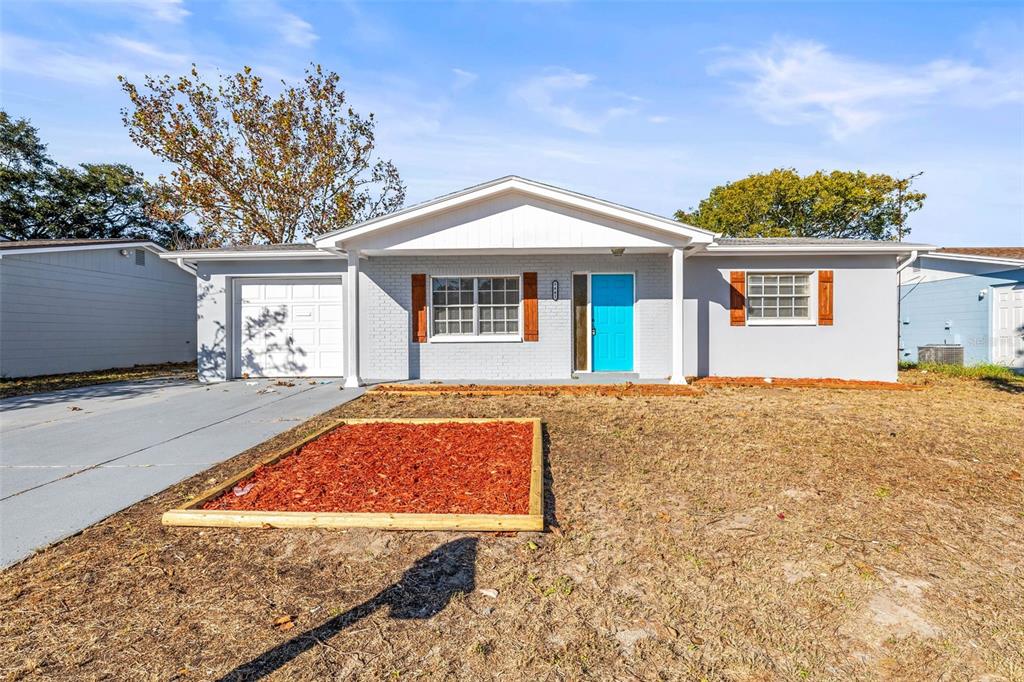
xmin=894 ymin=250 xmax=919 ymax=366
xmin=172 ymin=257 xmax=197 ymax=276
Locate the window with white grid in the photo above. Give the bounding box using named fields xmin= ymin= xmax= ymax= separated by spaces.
xmin=431 ymin=276 xmax=521 ymax=337
xmin=478 ymin=277 xmax=520 ymax=335
xmin=432 ymin=277 xmax=475 ymax=335
xmin=747 ymin=273 xmax=811 ymax=320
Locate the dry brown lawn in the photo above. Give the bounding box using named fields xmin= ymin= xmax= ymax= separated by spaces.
xmin=1 ymin=371 xmax=1022 ymax=681
xmin=0 ymin=362 xmax=196 ymax=399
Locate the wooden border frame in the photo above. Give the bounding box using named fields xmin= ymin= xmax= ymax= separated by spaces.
xmin=162 ymin=418 xmax=544 ymax=532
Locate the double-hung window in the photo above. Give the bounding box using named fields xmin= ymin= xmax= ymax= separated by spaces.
xmin=431 ymin=276 xmax=521 ymax=338
xmin=747 ymin=273 xmax=811 ymax=321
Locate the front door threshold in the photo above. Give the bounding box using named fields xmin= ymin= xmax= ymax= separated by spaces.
xmin=570 ymin=372 xmax=640 ymax=383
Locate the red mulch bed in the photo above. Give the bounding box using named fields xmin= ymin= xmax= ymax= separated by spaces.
xmin=201 ymin=421 xmax=534 ymax=515
xmin=694 ymin=376 xmax=923 ymax=390
xmin=371 ymin=383 xmax=702 ymax=397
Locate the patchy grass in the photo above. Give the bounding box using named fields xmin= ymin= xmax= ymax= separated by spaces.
xmin=0 ymin=362 xmax=195 ymax=399
xmin=900 ymin=361 xmax=1023 ymax=382
xmin=1 ymin=374 xmax=1021 ymax=680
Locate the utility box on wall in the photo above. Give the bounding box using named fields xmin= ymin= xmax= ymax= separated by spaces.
xmin=918 ymin=344 xmax=964 ymax=366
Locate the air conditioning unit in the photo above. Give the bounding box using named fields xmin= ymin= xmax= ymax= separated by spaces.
xmin=918 ymin=344 xmax=964 ymax=366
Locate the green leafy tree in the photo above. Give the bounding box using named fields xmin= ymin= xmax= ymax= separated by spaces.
xmin=119 ymin=64 xmax=406 ymax=245
xmin=0 ymin=111 xmax=193 ymax=246
xmin=675 ymin=169 xmax=926 ymax=240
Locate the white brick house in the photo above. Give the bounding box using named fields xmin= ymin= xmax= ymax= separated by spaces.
xmin=163 ymin=177 xmax=932 ymax=384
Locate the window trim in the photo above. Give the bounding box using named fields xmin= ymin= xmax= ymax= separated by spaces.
xmin=744 ymin=271 xmax=816 ymax=327
xmin=427 ymin=274 xmax=524 ymax=343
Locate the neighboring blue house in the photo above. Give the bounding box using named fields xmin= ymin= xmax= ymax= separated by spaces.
xmin=899 ymin=247 xmax=1024 ymax=368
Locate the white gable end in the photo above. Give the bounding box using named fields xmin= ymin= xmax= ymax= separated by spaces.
xmin=314 ymin=176 xmax=715 ymax=254
xmin=344 ymin=192 xmax=688 ymax=253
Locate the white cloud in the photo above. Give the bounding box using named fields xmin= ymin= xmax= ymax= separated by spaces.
xmin=278 ymin=13 xmax=318 ymax=48
xmin=648 ymin=115 xmax=671 ymax=124
xmin=452 ymin=68 xmax=478 ymax=90
xmin=92 ymin=0 xmax=190 ymax=23
xmin=513 ymin=68 xmax=638 ymax=134
xmin=235 ymin=1 xmax=318 ymax=48
xmin=0 ymin=32 xmax=196 ymax=86
xmin=102 ymin=36 xmax=188 ymax=64
xmin=711 ymin=37 xmax=1021 ymax=139
xmin=1 ymin=33 xmax=136 ymax=85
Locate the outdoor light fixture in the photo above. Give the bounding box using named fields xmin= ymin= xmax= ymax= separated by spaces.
xmin=979 ymin=289 xmax=987 ymax=299
xmin=610 ymin=247 xmax=625 ymax=256
xmin=119 ymin=249 xmax=130 ymax=257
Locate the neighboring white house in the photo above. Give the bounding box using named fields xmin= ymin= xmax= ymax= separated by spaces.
xmin=899 ymin=247 xmax=1024 ymax=368
xmin=162 ymin=177 xmax=931 ymax=384
xmin=0 ymin=239 xmax=197 ymax=378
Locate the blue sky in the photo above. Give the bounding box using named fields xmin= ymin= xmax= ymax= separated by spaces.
xmin=2 ymin=0 xmax=1022 ymax=246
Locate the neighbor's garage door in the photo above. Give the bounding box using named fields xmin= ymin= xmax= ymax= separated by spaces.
xmin=235 ymin=278 xmax=344 ymax=378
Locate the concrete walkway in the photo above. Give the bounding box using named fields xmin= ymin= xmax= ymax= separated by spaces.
xmin=0 ymin=377 xmax=363 ymax=567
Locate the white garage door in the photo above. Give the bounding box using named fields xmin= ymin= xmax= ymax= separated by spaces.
xmin=993 ymin=283 xmax=1024 ymax=368
xmin=235 ymin=278 xmax=344 ymax=378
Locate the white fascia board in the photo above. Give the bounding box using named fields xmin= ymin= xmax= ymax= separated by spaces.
xmin=923 ymin=252 xmax=1024 ymax=268
xmin=314 ymin=176 xmax=717 ymax=248
xmin=158 ymin=250 xmax=339 ymax=263
xmin=698 ymin=244 xmax=936 ymax=256
xmin=0 ymin=242 xmax=165 ymax=258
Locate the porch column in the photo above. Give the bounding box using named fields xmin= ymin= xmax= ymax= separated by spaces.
xmin=670 ymin=246 xmax=687 ymax=385
xmin=344 ymin=249 xmax=362 ymax=387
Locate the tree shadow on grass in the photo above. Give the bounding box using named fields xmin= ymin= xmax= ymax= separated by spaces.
xmin=216 ymin=537 xmax=478 ymax=681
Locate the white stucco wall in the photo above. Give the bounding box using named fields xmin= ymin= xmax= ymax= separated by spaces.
xmin=684 ymin=254 xmax=899 ymax=382
xmin=0 ymin=247 xmax=196 ymax=377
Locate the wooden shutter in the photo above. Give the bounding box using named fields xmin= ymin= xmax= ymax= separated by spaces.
xmin=818 ymin=270 xmax=834 ymax=326
xmin=411 ymin=274 xmax=427 ymax=342
xmin=523 ymin=272 xmax=539 ymax=341
xmin=729 ymin=271 xmax=746 ymax=326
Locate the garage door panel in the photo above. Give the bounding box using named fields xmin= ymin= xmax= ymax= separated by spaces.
xmin=319 ymin=304 xmax=342 ymax=322
xmin=235 ymin=278 xmax=344 ymax=378
xmin=319 ymin=328 xmax=343 ymax=346
xmin=319 ymin=283 xmax=343 ymax=298
xmin=292 ymin=284 xmax=316 ymax=299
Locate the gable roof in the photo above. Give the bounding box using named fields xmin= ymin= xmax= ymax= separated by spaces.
xmin=313 ymin=176 xmax=718 ymax=249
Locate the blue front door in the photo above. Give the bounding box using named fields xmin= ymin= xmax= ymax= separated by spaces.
xmin=591 ymin=274 xmax=634 ymax=371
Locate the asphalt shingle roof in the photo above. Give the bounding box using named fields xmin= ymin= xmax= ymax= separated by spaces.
xmin=0 ymin=238 xmax=150 ymax=251
xmin=714 ymin=237 xmax=932 ymax=247
xmin=936 ymin=246 xmax=1024 ymax=261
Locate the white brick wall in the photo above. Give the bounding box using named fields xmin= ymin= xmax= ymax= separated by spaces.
xmin=360 ymin=254 xmax=673 ymax=381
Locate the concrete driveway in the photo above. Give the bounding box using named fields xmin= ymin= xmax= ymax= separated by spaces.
xmin=0 ymin=377 xmax=363 ymax=567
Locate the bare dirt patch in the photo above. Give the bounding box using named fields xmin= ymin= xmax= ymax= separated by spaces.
xmin=0 ymin=362 xmax=195 ymax=399
xmin=371 ymin=382 xmax=702 ymax=396
xmin=1 ymin=370 xmax=1021 ymax=680
xmin=694 ymin=375 xmax=923 ymax=390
